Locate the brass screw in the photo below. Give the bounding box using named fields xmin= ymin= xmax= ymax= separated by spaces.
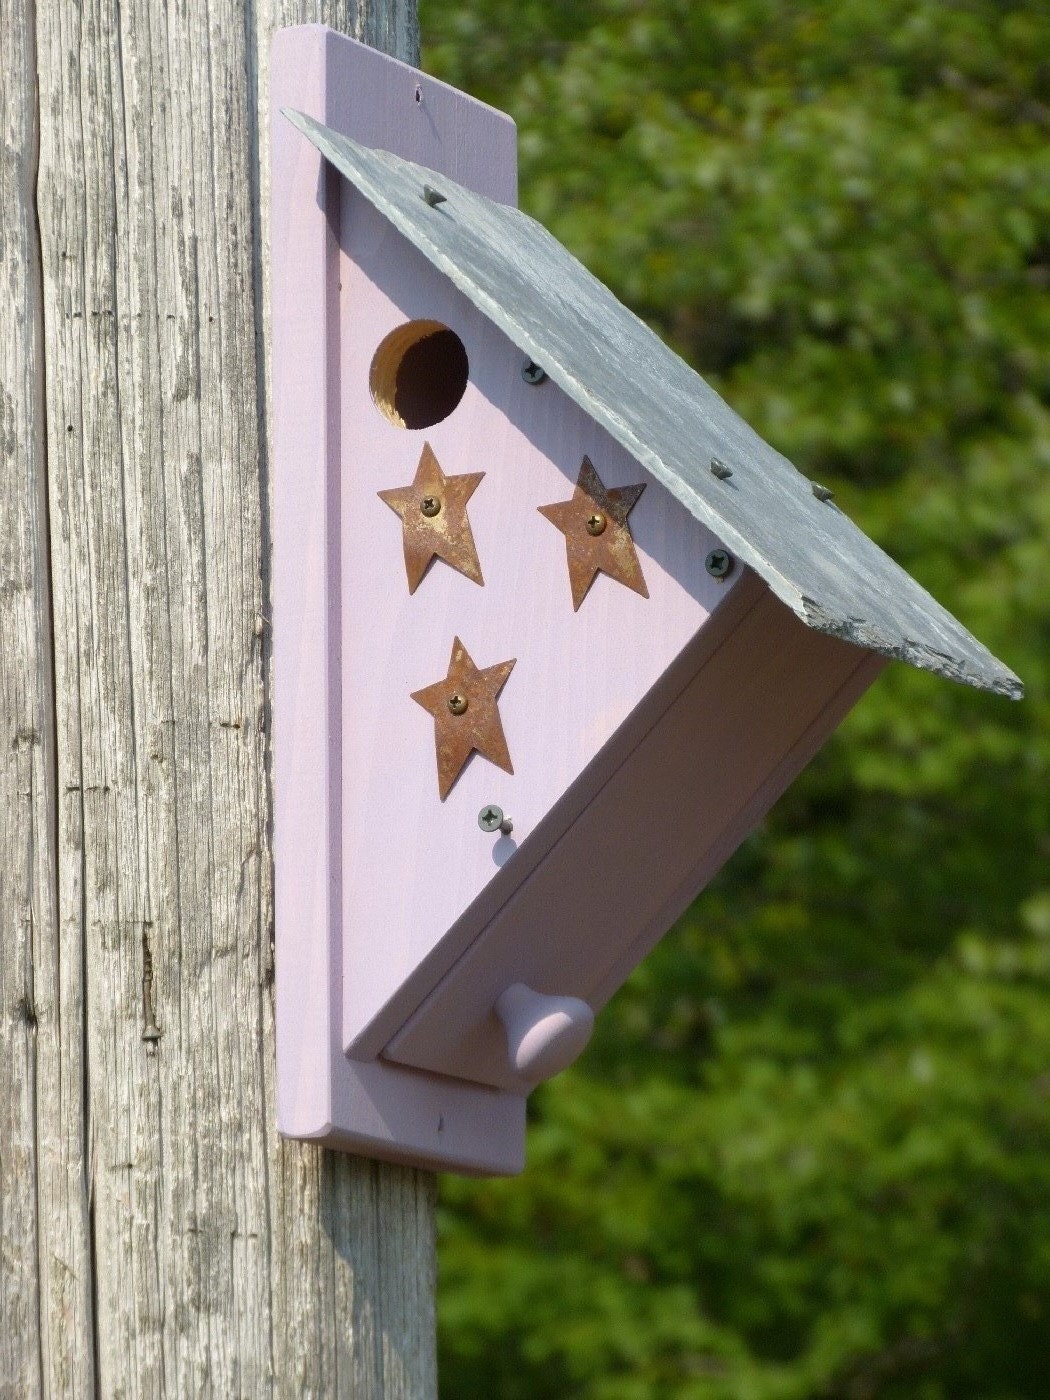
xmin=586 ymin=511 xmax=607 ymax=536
xmin=420 ymin=495 xmax=442 ymax=517
xmin=448 ymin=692 xmax=468 ymax=715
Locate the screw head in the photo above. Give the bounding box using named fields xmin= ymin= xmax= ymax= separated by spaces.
xmin=448 ymin=692 xmax=468 ymax=716
xmin=586 ymin=511 xmax=607 ymax=536
xmin=521 ymin=360 xmax=547 ymax=385
xmin=479 ymin=805 xmax=513 ymax=836
xmin=705 ymin=548 xmax=733 ymax=580
xmin=420 ymin=495 xmax=441 ymax=517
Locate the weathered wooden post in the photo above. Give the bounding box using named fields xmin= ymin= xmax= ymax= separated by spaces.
xmin=1 ymin=2 xmax=435 ymax=1395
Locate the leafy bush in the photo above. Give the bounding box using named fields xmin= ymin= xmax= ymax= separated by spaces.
xmin=422 ymin=3 xmax=1050 ymax=1393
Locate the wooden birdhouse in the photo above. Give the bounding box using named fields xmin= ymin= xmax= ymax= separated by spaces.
xmin=270 ymin=27 xmax=1022 ymax=1175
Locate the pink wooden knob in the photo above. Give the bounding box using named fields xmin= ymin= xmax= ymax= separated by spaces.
xmin=495 ymin=984 xmax=595 ymax=1083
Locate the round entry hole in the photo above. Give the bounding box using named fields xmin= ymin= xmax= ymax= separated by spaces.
xmin=369 ymin=319 xmax=469 ymax=429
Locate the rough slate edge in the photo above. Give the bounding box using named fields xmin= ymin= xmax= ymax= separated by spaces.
xmin=282 ymin=112 xmax=1023 ymax=701
xmin=271 ymin=27 xmax=524 ymax=1174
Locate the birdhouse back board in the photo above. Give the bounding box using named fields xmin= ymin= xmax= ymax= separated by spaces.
xmin=273 ymin=26 xmax=529 ymax=1171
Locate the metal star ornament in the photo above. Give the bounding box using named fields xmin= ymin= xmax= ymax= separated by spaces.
xmin=538 ymin=456 xmax=648 ymax=611
xmin=411 ymin=637 xmax=517 ymax=800
xmin=378 ymin=442 xmax=485 ymax=593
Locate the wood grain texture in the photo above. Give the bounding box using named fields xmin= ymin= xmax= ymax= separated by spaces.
xmin=1 ymin=1 xmax=436 ymax=1395
xmin=1 ymin=5 xmax=60 ymax=1396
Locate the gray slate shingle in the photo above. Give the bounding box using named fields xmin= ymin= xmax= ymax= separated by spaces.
xmin=285 ymin=108 xmax=1022 ymax=699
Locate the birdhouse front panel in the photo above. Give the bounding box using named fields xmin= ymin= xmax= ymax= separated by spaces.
xmin=336 ymin=188 xmax=742 ymax=1058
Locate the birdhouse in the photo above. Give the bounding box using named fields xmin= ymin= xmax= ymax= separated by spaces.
xmin=270 ymin=27 xmax=1022 ymax=1175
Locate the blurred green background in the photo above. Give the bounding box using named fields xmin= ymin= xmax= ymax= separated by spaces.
xmin=418 ymin=3 xmax=1050 ymax=1394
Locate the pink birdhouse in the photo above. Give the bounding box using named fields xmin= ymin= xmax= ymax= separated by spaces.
xmin=271 ymin=27 xmax=1021 ymax=1174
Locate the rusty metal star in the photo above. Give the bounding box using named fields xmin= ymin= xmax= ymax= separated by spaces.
xmin=378 ymin=442 xmax=485 ymax=593
xmin=538 ymin=456 xmax=648 ymax=611
xmin=411 ymin=637 xmax=516 ymax=800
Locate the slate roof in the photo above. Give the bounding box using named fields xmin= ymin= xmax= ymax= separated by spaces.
xmin=285 ymin=108 xmax=1022 ymax=699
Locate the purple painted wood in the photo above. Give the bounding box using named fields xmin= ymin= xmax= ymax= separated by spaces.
xmin=495 ymin=985 xmax=595 ymax=1084
xmin=273 ymin=25 xmax=887 ymax=1173
xmin=336 ymin=199 xmax=741 ymax=1060
xmin=272 ymin=26 xmax=524 ymax=1172
xmin=387 ymin=581 xmax=885 ymax=1090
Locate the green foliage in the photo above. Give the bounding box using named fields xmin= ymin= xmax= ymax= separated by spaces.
xmin=420 ymin=2 xmax=1050 ymax=1393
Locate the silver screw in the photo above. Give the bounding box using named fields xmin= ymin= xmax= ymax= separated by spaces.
xmin=705 ymin=548 xmax=733 ymax=581
xmin=521 ymin=360 xmax=547 ymax=385
xmin=478 ymin=804 xmax=513 ymax=836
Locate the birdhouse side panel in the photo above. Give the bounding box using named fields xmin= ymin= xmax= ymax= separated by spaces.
xmin=385 ymin=580 xmax=886 ymax=1091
